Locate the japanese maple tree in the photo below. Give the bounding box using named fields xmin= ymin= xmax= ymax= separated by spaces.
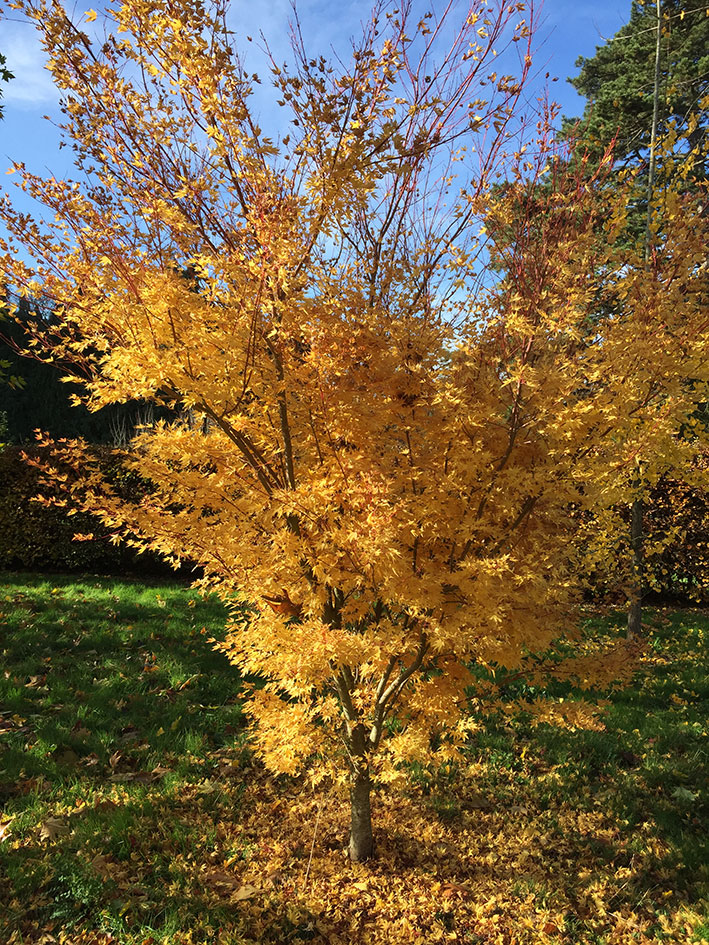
xmin=1 ymin=0 xmax=707 ymax=860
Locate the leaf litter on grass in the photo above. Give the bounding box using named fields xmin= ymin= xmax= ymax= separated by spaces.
xmin=0 ymin=576 xmax=707 ymax=944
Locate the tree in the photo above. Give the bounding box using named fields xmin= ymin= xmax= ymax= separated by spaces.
xmin=1 ymin=0 xmax=708 ymax=861
xmin=0 ymin=39 xmax=15 ymax=396
xmin=563 ymin=0 xmax=709 ymax=633
xmin=563 ymin=0 xmax=709 ymax=167
xmin=0 ymin=293 xmax=173 ymax=443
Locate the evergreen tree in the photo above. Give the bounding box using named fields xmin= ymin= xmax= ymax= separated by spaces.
xmin=563 ymin=0 xmax=708 ymax=167
xmin=563 ymin=0 xmax=708 ymax=632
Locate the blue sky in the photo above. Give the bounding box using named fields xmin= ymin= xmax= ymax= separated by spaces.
xmin=0 ymin=0 xmax=631 ymax=221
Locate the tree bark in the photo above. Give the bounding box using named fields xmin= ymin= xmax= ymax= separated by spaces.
xmin=627 ymin=494 xmax=643 ymax=639
xmin=349 ymin=765 xmax=374 ymax=862
xmin=627 ymin=0 xmax=660 ymax=638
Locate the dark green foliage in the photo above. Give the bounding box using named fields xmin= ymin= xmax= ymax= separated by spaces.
xmin=563 ymin=0 xmax=709 ymax=166
xmin=0 ymin=298 xmax=158 ymax=444
xmin=0 ymin=446 xmax=183 ymax=575
xmin=644 ymin=471 xmax=709 ymax=602
xmin=0 ymin=50 xmax=12 ymax=119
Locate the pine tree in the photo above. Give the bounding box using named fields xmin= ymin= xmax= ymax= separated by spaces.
xmin=563 ymin=0 xmax=708 ymax=167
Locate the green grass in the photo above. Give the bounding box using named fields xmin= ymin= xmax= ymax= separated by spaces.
xmin=1 ymin=576 xmax=708 ymax=944
xmin=456 ymin=608 xmax=709 ymax=934
xmin=0 ymin=573 xmax=249 ymax=942
xmin=404 ymin=608 xmax=709 ymax=941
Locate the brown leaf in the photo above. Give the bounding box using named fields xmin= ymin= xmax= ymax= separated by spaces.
xmin=54 ymin=748 xmax=79 ymax=766
xmin=90 ymin=853 xmax=113 ymax=879
xmin=464 ymin=792 xmax=491 ymax=810
xmin=205 ymin=870 xmax=260 ymax=901
xmin=19 ymin=776 xmax=50 ymax=794
xmin=39 ymin=817 xmax=71 ymax=841
xmin=441 ymin=882 xmax=472 ymax=900
xmin=93 ymin=799 xmax=119 ymax=813
xmin=0 ymin=819 xmax=11 ymax=843
xmin=205 ymin=869 xmax=240 ymax=890
xmin=150 ymin=765 xmax=171 ymax=779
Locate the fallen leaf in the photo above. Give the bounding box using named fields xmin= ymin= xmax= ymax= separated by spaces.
xmin=54 ymin=748 xmax=79 ymax=766
xmin=150 ymin=765 xmax=171 ymax=778
xmin=91 ymin=853 xmax=113 ymax=879
xmin=671 ymin=786 xmax=698 ymax=804
xmin=93 ymin=799 xmax=119 ymax=813
xmin=39 ymin=817 xmax=71 ymax=841
xmin=205 ymin=870 xmax=260 ymax=901
xmin=205 ymin=869 xmax=240 ymax=890
xmin=233 ymin=884 xmax=260 ymax=901
xmin=464 ymin=793 xmax=491 ymax=810
xmin=441 ymin=882 xmax=472 ymax=900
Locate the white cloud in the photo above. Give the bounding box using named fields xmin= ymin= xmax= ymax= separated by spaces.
xmin=2 ymin=21 xmax=58 ymax=109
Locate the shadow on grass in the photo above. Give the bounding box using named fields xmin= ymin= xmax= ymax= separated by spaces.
xmin=0 ymin=572 xmax=242 ymax=772
xmin=446 ymin=607 xmax=709 ymax=935
xmin=0 ymin=573 xmax=269 ymax=942
xmin=2 ymin=580 xmax=708 ymax=943
xmin=3 ymin=780 xmax=328 ymax=944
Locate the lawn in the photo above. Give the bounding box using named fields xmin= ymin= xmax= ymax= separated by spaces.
xmin=0 ymin=574 xmax=707 ymax=944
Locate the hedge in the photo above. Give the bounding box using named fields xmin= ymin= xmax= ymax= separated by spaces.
xmin=0 ymin=446 xmax=183 ymax=576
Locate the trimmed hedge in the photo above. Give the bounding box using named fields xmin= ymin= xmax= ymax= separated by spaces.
xmin=0 ymin=446 xmax=181 ymax=576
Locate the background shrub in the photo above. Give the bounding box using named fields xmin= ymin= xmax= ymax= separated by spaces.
xmin=0 ymin=446 xmax=188 ymax=576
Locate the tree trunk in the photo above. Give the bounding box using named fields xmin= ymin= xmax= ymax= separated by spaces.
xmin=349 ymin=766 xmax=373 ymax=862
xmin=627 ymin=0 xmax=659 ymax=639
xmin=627 ymin=494 xmax=643 ymax=639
